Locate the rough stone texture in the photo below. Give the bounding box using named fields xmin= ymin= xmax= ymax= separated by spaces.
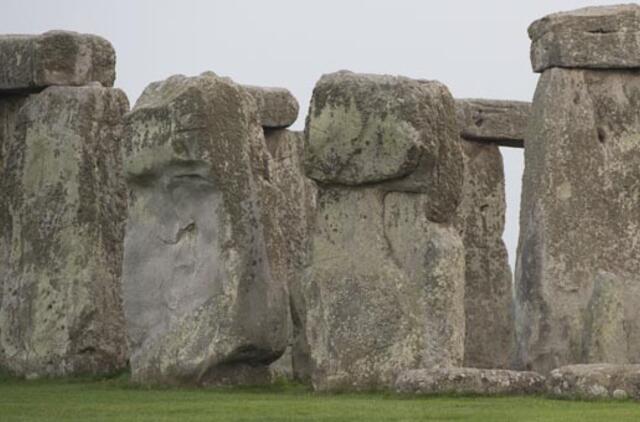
xmin=304 ymin=71 xmax=462 ymax=222
xmin=548 ymin=364 xmax=640 ymax=400
xmin=395 ymin=367 xmax=546 ymax=395
xmin=297 ymin=72 xmax=465 ymax=391
xmin=297 ymin=187 xmax=465 ymax=391
xmin=529 ymin=4 xmax=640 ymax=73
xmin=262 ymin=129 xmax=317 ymax=381
xmin=515 ymin=68 xmax=640 ymax=373
xmin=0 ymin=85 xmax=129 ymax=377
xmin=455 ymin=99 xmax=530 ymax=148
xmin=454 ymin=140 xmax=515 ymax=369
xmin=244 ymin=86 xmax=299 ymax=128
xmin=0 ymin=31 xmax=116 ymax=92
xmin=122 ymin=72 xmax=290 ymax=386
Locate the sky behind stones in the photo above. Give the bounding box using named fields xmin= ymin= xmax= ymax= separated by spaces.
xmin=1 ymin=0 xmax=624 ymax=268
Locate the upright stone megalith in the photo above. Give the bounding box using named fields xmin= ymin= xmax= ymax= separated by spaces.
xmin=121 ymin=73 xmax=290 ymax=386
xmin=297 ymin=71 xmax=465 ymax=391
xmin=516 ymin=5 xmax=640 ymax=373
xmin=0 ymin=30 xmax=128 ymax=378
xmin=454 ymin=99 xmax=530 ymax=369
xmin=0 ymin=84 xmax=129 ymax=377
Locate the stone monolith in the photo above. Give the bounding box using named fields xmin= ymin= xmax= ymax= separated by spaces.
xmin=516 ymin=5 xmax=640 ymax=373
xmin=0 ymin=84 xmax=129 ymax=377
xmin=296 ymin=71 xmax=465 ymax=391
xmin=122 ymin=72 xmax=290 ymax=386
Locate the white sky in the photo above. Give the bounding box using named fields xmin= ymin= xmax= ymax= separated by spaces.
xmin=1 ymin=0 xmax=625 ymax=268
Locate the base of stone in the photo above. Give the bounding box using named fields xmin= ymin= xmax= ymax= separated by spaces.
xmin=395 ymin=367 xmax=546 ymax=395
xmin=548 ymin=364 xmax=640 ymax=400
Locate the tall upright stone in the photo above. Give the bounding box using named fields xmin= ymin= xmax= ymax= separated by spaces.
xmin=121 ymin=73 xmax=290 ymax=386
xmin=297 ymin=71 xmax=465 ymax=391
xmin=516 ymin=5 xmax=640 ymax=373
xmin=454 ymin=99 xmax=530 ymax=369
xmin=0 ymin=84 xmax=129 ymax=377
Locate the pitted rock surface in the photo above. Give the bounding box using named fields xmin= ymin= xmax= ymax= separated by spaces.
xmin=0 ymin=30 xmax=116 ymax=92
xmin=529 ymin=4 xmax=640 ymax=72
xmin=548 ymin=364 xmax=640 ymax=400
xmin=395 ymin=367 xmax=546 ymax=395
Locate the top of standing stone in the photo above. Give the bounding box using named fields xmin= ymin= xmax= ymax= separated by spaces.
xmin=529 ymin=4 xmax=640 ymax=72
xmin=0 ymin=30 xmax=116 ymax=93
xmin=304 ymin=70 xmax=460 ymax=186
xmin=244 ymin=85 xmax=299 ymax=128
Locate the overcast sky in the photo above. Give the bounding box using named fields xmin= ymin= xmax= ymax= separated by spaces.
xmin=1 ymin=0 xmax=624 ymax=268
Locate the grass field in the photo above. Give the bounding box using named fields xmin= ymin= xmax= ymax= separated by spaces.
xmin=1 ymin=375 xmax=639 ymax=421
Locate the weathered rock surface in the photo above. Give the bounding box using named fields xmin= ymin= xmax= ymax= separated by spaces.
xmin=455 ymin=99 xmax=530 ymax=147
xmin=122 ymin=72 xmax=290 ymax=386
xmin=455 ymin=140 xmax=514 ymax=369
xmin=515 ymin=67 xmax=640 ymax=373
xmin=395 ymin=367 xmax=546 ymax=395
xmin=262 ymin=129 xmax=317 ymax=381
xmin=245 ymin=86 xmax=299 ymax=128
xmin=0 ymin=31 xmax=116 ymax=92
xmin=0 ymin=85 xmax=129 ymax=377
xmin=304 ymin=71 xmax=462 ymax=222
xmin=548 ymin=364 xmax=640 ymax=400
xmin=297 ymin=188 xmax=465 ymax=391
xmin=530 ymin=4 xmax=640 ymax=72
xmin=297 ymin=72 xmax=465 ymax=391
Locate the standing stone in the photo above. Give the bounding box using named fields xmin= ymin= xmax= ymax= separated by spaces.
xmin=297 ymin=71 xmax=465 ymax=391
xmin=453 ymin=98 xmax=529 ymax=369
xmin=262 ymin=129 xmax=317 ymax=381
xmin=122 ymin=72 xmax=289 ymax=386
xmin=529 ymin=4 xmax=640 ymax=73
xmin=454 ymin=139 xmax=514 ymax=369
xmin=516 ymin=7 xmax=640 ymax=373
xmin=0 ymin=31 xmax=116 ymax=92
xmin=0 ymin=84 xmax=129 ymax=377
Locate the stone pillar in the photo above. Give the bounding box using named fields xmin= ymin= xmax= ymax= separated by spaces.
xmin=0 ymin=31 xmax=128 ymax=377
xmin=516 ymin=4 xmax=640 ymax=373
xmin=454 ymin=99 xmax=530 ymax=369
xmin=121 ymin=73 xmax=293 ymax=386
xmin=296 ymin=71 xmax=465 ymax=391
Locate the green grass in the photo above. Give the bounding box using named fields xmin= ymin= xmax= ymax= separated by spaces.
xmin=1 ymin=375 xmax=639 ymax=421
